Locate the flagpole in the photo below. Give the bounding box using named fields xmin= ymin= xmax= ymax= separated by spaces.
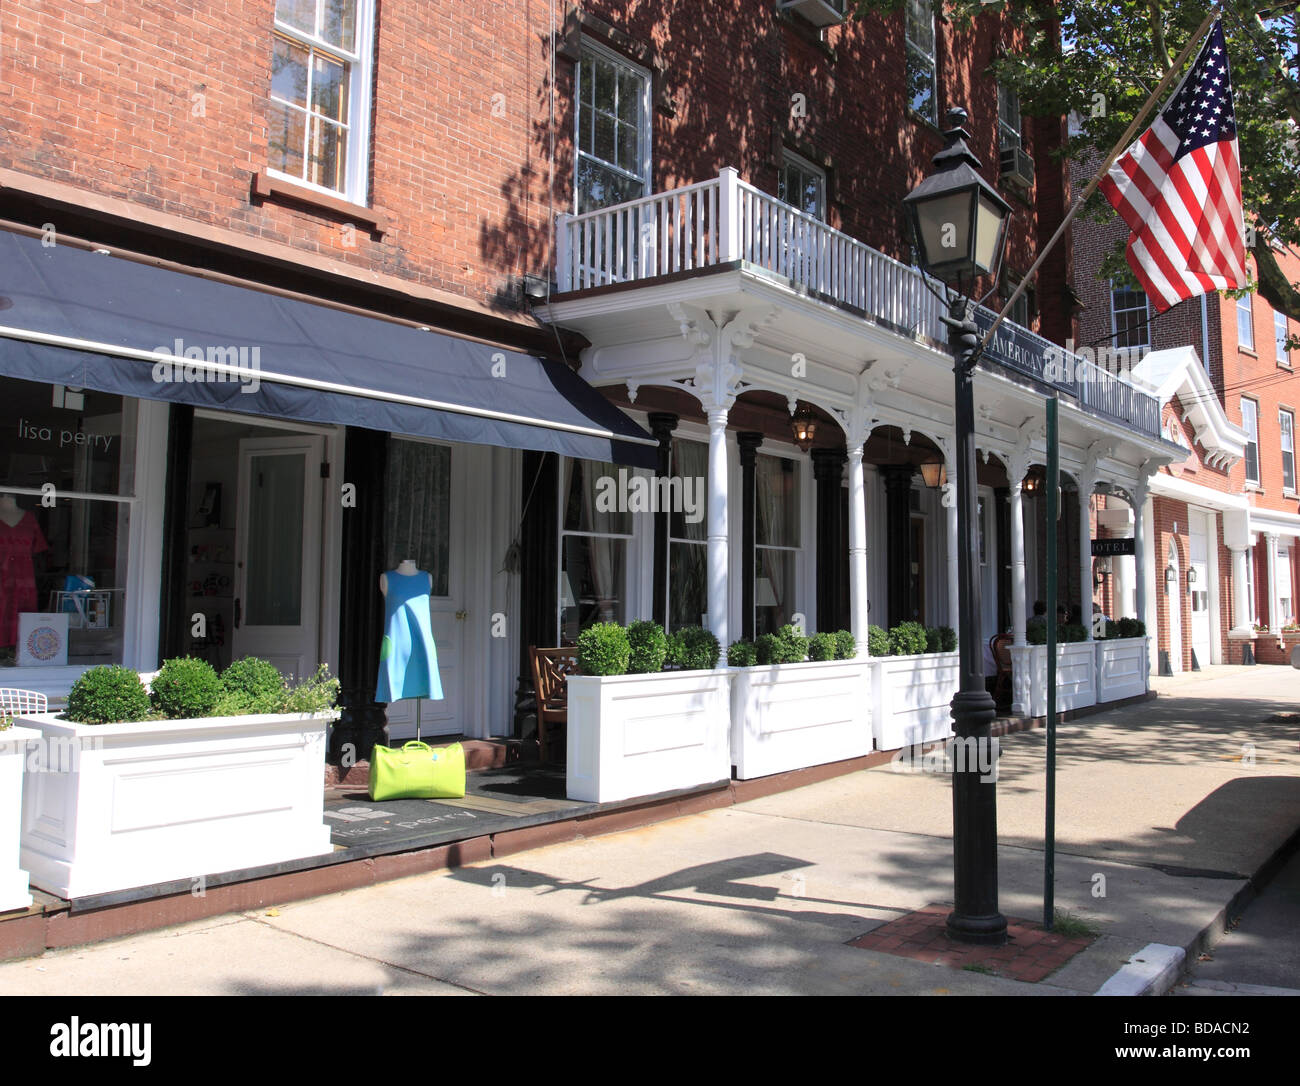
xmin=975 ymin=8 xmax=1221 ymax=355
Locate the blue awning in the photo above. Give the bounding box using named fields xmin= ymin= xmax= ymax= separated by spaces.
xmin=0 ymin=228 xmax=657 ymax=467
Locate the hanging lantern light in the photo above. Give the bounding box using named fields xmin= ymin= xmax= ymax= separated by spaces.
xmin=919 ymin=456 xmax=947 ymax=489
xmin=791 ymin=402 xmax=817 ymax=452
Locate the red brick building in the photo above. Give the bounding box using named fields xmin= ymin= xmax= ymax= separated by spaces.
xmin=1075 ymin=207 xmax=1300 ymax=669
xmin=0 ymin=0 xmax=1172 ymax=747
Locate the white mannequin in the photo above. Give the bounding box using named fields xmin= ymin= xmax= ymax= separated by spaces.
xmin=378 ymin=558 xmax=420 ymax=596
xmin=0 ymin=494 xmax=25 ymax=528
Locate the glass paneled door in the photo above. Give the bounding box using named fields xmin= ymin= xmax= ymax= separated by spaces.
xmin=232 ymin=435 xmax=324 ymax=679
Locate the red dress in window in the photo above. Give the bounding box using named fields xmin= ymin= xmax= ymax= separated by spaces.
xmin=0 ymin=513 xmax=49 ymax=648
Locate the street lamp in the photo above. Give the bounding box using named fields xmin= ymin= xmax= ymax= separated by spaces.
xmin=904 ymin=106 xmax=1012 ymax=946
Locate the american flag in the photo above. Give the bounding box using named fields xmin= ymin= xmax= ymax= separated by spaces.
xmin=1099 ymin=20 xmax=1247 ymax=312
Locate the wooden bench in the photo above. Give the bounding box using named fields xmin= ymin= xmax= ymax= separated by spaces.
xmin=528 ymin=646 xmax=579 ymax=763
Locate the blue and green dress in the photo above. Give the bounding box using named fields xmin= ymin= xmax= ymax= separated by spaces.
xmin=376 ymin=569 xmax=444 ymax=704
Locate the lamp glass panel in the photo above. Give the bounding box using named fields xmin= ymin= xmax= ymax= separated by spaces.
xmin=914 ymin=190 xmax=973 ymax=272
xmin=974 ymin=193 xmax=1007 ymax=274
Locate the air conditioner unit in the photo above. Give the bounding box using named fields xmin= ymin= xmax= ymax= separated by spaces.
xmin=778 ymin=0 xmax=848 ymax=28
xmin=1000 ymin=146 xmax=1035 ymax=190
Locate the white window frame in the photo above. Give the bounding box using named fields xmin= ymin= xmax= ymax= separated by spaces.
xmin=905 ymin=0 xmax=938 ymax=126
xmin=666 ymin=437 xmax=709 ymax=631
xmin=1110 ymin=282 xmax=1150 ymax=352
xmin=1237 ymin=292 xmax=1255 ymax=351
xmin=1281 ymin=408 xmax=1296 ymax=493
xmin=267 ymin=0 xmax=375 ymax=205
xmin=753 ymin=449 xmax=805 ymax=636
xmin=1242 ymin=397 xmax=1260 ymax=485
xmin=556 ymin=456 xmax=639 ymax=642
xmin=778 ymin=149 xmax=827 ymax=221
xmin=1276 ymin=309 xmax=1291 ymax=367
xmin=573 ymin=40 xmax=653 ymax=214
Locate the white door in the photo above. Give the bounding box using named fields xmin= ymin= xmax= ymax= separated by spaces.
xmin=232 ymin=435 xmax=324 ymax=678
xmin=1189 ymin=512 xmax=1211 ymax=667
xmin=384 ymin=440 xmax=466 ymax=741
xmin=1166 ymin=540 xmax=1182 ymax=673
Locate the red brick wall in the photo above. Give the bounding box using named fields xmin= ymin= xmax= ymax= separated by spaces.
xmin=0 ymin=1 xmax=1070 ymax=337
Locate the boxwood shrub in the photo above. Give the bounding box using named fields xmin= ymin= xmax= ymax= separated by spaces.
xmin=1115 ymin=617 xmax=1145 ymax=638
xmin=626 ymin=619 xmax=669 ymax=674
xmin=150 ymin=657 xmax=222 ymax=719
xmin=807 ymin=632 xmax=837 ymax=661
xmin=220 ymin=656 xmax=285 ymax=713
xmin=754 ymin=632 xmax=781 ymax=665
xmin=577 ymin=622 xmax=631 ymax=676
xmin=727 ymin=639 xmax=758 ymax=667
xmin=888 ymin=621 xmax=928 ymax=657
xmin=667 ymin=625 xmax=721 ymax=671
xmin=66 ymin=665 xmax=153 ymax=724
xmin=775 ymin=624 xmax=809 ymax=664
xmin=866 ymin=625 xmax=890 ymax=657
xmin=833 ymin=630 xmax=858 ymax=660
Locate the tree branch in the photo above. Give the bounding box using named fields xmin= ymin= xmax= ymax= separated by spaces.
xmin=1148 ymin=1 xmax=1173 ymax=72
xmin=1251 ymin=235 xmax=1300 ymax=320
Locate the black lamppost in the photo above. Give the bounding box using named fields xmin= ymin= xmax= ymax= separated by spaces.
xmin=904 ymin=107 xmax=1012 ymax=946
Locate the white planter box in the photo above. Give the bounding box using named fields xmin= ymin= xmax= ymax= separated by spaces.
xmin=1 ymin=725 xmax=38 ymax=913
xmin=1024 ymin=642 xmax=1098 ymax=718
xmin=566 ymin=669 xmax=732 ymax=803
xmin=870 ymin=651 xmax=960 ymax=751
xmin=18 ymin=710 xmax=337 ymax=900
xmin=730 ymin=659 xmax=871 ymax=780
xmin=1096 ymin=636 xmax=1149 ymax=703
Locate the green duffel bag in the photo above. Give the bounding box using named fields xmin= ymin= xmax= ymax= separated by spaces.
xmin=369 ymin=741 xmax=466 ymax=801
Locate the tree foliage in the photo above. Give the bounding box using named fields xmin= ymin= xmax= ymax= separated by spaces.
xmin=851 ymin=1 xmax=1300 ymax=319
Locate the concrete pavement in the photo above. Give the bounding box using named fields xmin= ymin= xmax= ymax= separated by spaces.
xmin=0 ymin=665 xmax=1295 ymax=995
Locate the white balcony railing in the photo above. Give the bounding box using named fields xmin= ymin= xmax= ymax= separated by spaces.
xmin=555 ymin=168 xmax=1161 ymax=438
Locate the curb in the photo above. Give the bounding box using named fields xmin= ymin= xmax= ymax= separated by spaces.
xmin=1093 ymin=821 xmax=1300 ymax=996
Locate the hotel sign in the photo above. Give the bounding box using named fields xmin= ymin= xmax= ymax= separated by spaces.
xmin=1091 ymin=538 xmax=1136 ymax=557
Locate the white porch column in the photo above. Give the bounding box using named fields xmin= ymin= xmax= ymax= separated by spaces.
xmin=1080 ymin=482 xmax=1094 ymax=639
xmin=706 ymin=407 xmax=730 ymax=649
xmin=1133 ymin=483 xmax=1148 ymax=628
xmin=848 ymin=444 xmax=870 ymax=654
xmin=1010 ymin=477 xmax=1027 ymax=646
xmin=1266 ymin=532 xmax=1281 ymax=635
xmin=1229 ymin=547 xmax=1250 ymax=632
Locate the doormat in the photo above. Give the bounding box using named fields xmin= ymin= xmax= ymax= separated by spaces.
xmin=847 ymin=903 xmax=1096 ymax=982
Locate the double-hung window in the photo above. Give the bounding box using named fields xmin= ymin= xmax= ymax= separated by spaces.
xmin=997 ymin=84 xmax=1022 ymax=152
xmin=1276 ymin=310 xmax=1291 ymax=367
xmin=1237 ymin=292 xmax=1255 ymax=350
xmin=754 ymin=453 xmax=801 ymax=636
xmin=574 ymin=43 xmax=651 ymax=214
xmin=1242 ymin=397 xmax=1260 ymax=485
xmin=269 ymin=0 xmax=374 ymax=201
xmin=778 ymin=150 xmax=826 ymax=221
xmin=1281 ymin=408 xmax=1296 ymax=492
xmin=1111 ymin=284 xmax=1150 ymax=353
xmin=559 ymin=458 xmax=632 ymax=642
xmin=905 ymin=0 xmax=938 ymax=126
xmin=667 ymin=439 xmax=708 ymax=631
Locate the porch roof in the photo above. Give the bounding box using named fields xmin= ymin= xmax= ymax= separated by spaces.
xmin=0 ymin=228 xmax=658 ymax=467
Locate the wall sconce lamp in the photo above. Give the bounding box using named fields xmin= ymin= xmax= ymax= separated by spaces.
xmin=1187 ymin=567 xmax=1199 ymax=589
xmin=1094 ymin=557 xmax=1112 ymax=587
xmin=1165 ymin=564 xmax=1177 ymax=587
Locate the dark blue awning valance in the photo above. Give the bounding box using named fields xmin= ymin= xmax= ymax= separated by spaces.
xmin=0 ymin=229 xmax=656 ymax=467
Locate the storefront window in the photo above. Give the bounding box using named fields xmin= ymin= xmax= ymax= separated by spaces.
xmin=0 ymin=379 xmax=136 ymax=668
xmin=755 ymin=453 xmax=800 ymax=636
xmin=560 ymin=458 xmax=632 ymax=642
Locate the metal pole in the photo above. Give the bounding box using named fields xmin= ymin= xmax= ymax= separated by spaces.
xmin=945 ymin=296 xmax=1006 ymax=946
xmin=1044 ymin=396 xmax=1059 ymax=931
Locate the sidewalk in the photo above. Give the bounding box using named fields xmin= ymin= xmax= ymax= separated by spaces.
xmin=0 ymin=667 xmax=1296 ymax=995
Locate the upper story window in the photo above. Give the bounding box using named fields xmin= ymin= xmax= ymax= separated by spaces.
xmin=905 ymin=0 xmax=938 ymax=126
xmin=575 ymin=43 xmax=651 ymax=214
xmin=778 ymin=151 xmax=826 ymax=220
xmin=1111 ymin=284 xmax=1150 ymax=352
xmin=1237 ymin=292 xmax=1255 ymax=351
xmin=997 ymin=84 xmax=1022 ymax=151
xmin=1281 ymin=408 xmax=1296 ymax=492
xmin=1242 ymin=397 xmax=1260 ymax=485
xmin=268 ymin=0 xmax=374 ymax=202
xmin=1276 ymin=309 xmax=1291 ymax=367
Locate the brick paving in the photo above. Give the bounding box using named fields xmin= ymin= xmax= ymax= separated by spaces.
xmin=848 ymin=903 xmax=1096 ymax=983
